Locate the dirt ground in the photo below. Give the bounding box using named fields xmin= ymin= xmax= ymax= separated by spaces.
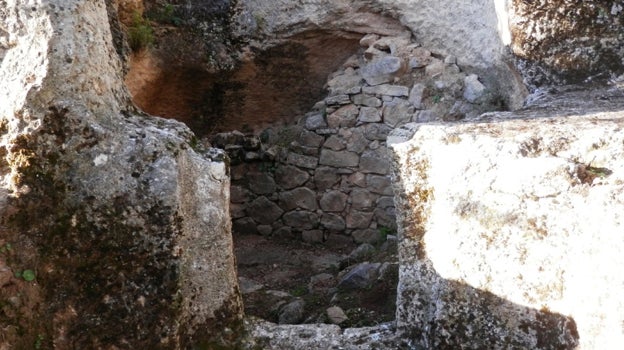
xmin=233 ymin=233 xmax=398 ymax=327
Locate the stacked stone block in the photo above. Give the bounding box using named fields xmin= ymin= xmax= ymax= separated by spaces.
xmin=215 ymin=33 xmax=503 ymax=246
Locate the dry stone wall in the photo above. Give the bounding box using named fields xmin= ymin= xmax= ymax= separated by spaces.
xmin=214 ymin=33 xmax=506 ymax=246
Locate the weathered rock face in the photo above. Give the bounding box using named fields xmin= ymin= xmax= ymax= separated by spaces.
xmin=390 ymin=86 xmax=624 ymax=349
xmin=510 ymin=0 xmax=624 ymax=87
xmin=0 ymin=1 xmax=241 ymax=348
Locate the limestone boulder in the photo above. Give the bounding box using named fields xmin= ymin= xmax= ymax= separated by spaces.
xmin=390 ymin=87 xmax=624 ymax=349
xmin=0 ymin=1 xmax=242 ymax=348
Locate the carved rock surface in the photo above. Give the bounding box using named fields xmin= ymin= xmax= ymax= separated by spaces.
xmin=390 ymin=86 xmax=624 ymax=349
xmin=0 ymin=1 xmax=242 ymax=348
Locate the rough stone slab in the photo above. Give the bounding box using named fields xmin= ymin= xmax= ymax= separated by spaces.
xmin=326 ymin=306 xmax=349 ymax=324
xmin=463 ymin=74 xmax=486 ymax=103
xmin=323 ymin=135 xmax=346 ymax=151
xmin=274 ymin=165 xmax=310 ymax=190
xmin=247 ymin=196 xmax=284 ymax=224
xmin=314 ymin=166 xmax=341 ymax=191
xmin=279 ymin=187 xmax=318 ymax=211
xmin=366 ymin=174 xmax=394 ymax=195
xmin=327 ymin=104 xmax=359 ymax=128
xmin=319 ymin=149 xmax=360 ymax=167
xmin=350 ymin=188 xmax=379 ymax=210
xmin=287 ymin=152 xmax=318 ymax=169
xmin=363 ymin=84 xmax=409 ymax=97
xmin=325 ymin=94 xmax=351 ymax=106
xmin=282 ymin=211 xmax=319 ymax=230
xmin=351 ymin=94 xmax=382 ymax=107
xmin=346 ymin=210 xmax=374 ymax=229
xmin=327 ymin=72 xmax=363 ymax=96
xmin=365 ymin=123 xmax=392 ymax=141
xmin=358 ymin=106 xmax=382 ymax=123
xmin=408 ymin=83 xmax=426 ymax=109
xmin=321 ymin=213 xmax=346 ymax=231
xmin=338 ymin=263 xmax=381 ymax=290
xmin=305 ymin=112 xmax=328 ymax=130
xmin=360 ymin=148 xmax=391 ymax=176
xmin=383 ymin=98 xmax=414 ymax=128
xmin=391 ymin=94 xmax=624 ymax=349
xmin=361 ymin=56 xmax=403 ymax=85
xmin=346 ymin=127 xmax=369 ymax=153
xmin=299 ymin=130 xmax=325 ymax=148
xmin=248 ymin=172 xmax=277 ymax=195
xmin=319 ymin=190 xmax=348 ymax=212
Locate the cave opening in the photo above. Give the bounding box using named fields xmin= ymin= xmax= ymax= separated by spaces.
xmin=125 ymin=18 xmax=508 ymax=326
xmin=126 ymin=27 xmax=403 ymax=327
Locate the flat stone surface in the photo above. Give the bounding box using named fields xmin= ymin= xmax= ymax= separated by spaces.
xmin=279 ymin=187 xmax=318 ymax=211
xmin=391 ymin=89 xmax=624 ymax=349
xmin=383 ymin=98 xmax=414 ymax=128
xmin=323 ymin=135 xmax=346 ymax=151
xmin=409 ymin=83 xmax=426 ymax=109
xmin=352 ymin=94 xmax=382 ymax=107
xmin=359 ymin=149 xmax=391 ymax=175
xmin=314 ymin=167 xmax=341 ymax=190
xmin=366 ymin=174 xmax=394 ymax=195
xmin=230 ymin=185 xmax=252 ymax=203
xmin=346 ymin=210 xmax=374 ymax=229
xmin=363 ymin=84 xmax=409 ymax=97
xmin=350 ymin=188 xmax=379 ymax=210
xmin=247 ymin=196 xmax=284 ymax=225
xmin=319 ymin=190 xmax=348 ymax=212
xmin=321 ymin=213 xmax=346 ymax=231
xmin=239 ymin=277 xmax=264 ymax=294
xmin=327 ymin=104 xmax=359 ymax=128
xmin=358 ymin=106 xmax=382 ymax=123
xmin=327 ymin=306 xmax=349 ymax=324
xmin=361 ymin=56 xmax=403 ymax=85
xmin=325 ymin=94 xmax=351 ymax=106
xmin=319 ymin=149 xmax=360 ymax=167
xmin=287 ymin=152 xmax=319 ymax=169
xmin=299 ymin=130 xmax=325 ymax=148
xmin=233 ymin=217 xmax=258 ymax=235
xmin=463 ymin=74 xmax=486 ymax=103
xmin=279 ymin=299 xmax=305 ymax=324
xmin=365 ymin=123 xmax=392 ymax=141
xmin=327 ymin=72 xmax=363 ymax=95
xmin=305 ymin=112 xmax=328 ymax=130
xmin=282 ymin=211 xmax=319 ymax=230
xmin=274 ymin=165 xmax=310 ymax=190
xmin=302 ymin=230 xmax=324 ymax=243
xmin=346 ymin=127 xmax=369 ymax=153
xmin=248 ymin=172 xmax=277 ymax=195
xmin=338 ymin=263 xmax=381 ymax=290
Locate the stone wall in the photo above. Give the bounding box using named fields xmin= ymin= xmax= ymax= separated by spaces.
xmin=218 ymin=33 xmax=505 ymax=246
